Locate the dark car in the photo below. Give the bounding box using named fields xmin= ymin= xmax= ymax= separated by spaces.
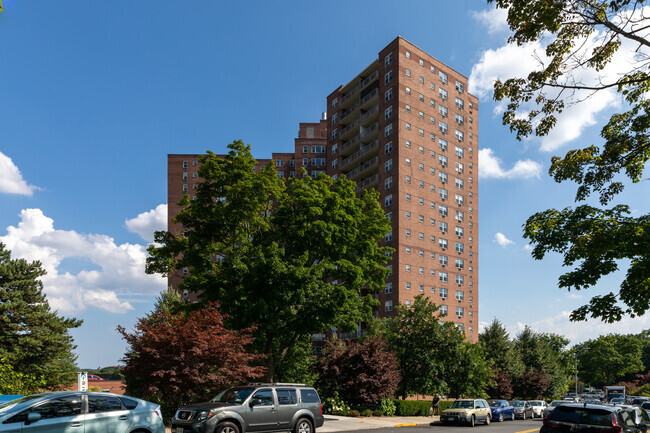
xmin=171 ymin=383 xmax=324 ymax=433
xmin=487 ymin=399 xmax=514 ymax=422
xmin=541 ymin=403 xmax=648 ymax=433
xmin=512 ymin=400 xmax=534 ymax=419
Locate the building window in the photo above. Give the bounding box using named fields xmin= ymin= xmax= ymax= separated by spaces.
xmin=385 ymin=106 xmax=393 ymax=120
xmin=406 ymin=264 xmax=411 ymax=272
xmin=439 ymin=71 xmax=448 ymax=84
xmin=331 ymin=129 xmax=338 ymax=140
xmin=406 ymin=68 xmax=411 ymax=77
xmin=405 ymin=50 xmax=411 ymax=59
xmin=439 ymin=254 xmax=448 ymax=266
xmin=419 ymin=284 xmax=424 ymax=292
xmin=385 ymin=124 xmax=393 ymax=137
xmin=385 ymin=71 xmax=393 ymax=85
xmin=405 ymin=122 xmax=411 ymax=131
xmin=182 ymin=161 xmax=188 ymax=169
xmin=455 ymin=81 xmax=464 ymax=93
xmin=419 ymin=76 xmax=424 ymax=84
xmin=405 ymin=193 xmax=411 ymax=201
xmin=183 ymin=172 xmax=188 ymax=180
xmin=405 ymin=158 xmax=411 ymax=166
xmin=419 ymin=267 xmax=424 ymax=275
xmin=385 ymin=88 xmax=393 ymax=102
xmin=419 ymin=93 xmax=424 ymax=102
xmin=182 ymin=184 xmax=188 ymax=192
xmin=406 ymin=211 xmax=411 ymax=219
xmin=455 ymin=97 xmax=464 ymax=110
xmin=440 ymin=288 xmax=448 ymax=299
xmin=456 ymin=306 xmax=464 ymax=317
xmin=385 ymin=230 xmax=393 ymax=242
xmin=439 ymin=105 xmax=448 ymax=118
xmin=385 ymin=159 xmax=393 ymax=172
xmin=385 ymin=53 xmax=393 ymax=67
xmin=405 ymin=87 xmax=411 ymax=95
xmin=406 ymin=229 xmax=411 ymax=237
xmin=439 ymin=272 xmax=448 ymax=283
xmin=405 ymin=175 xmax=411 ymax=183
xmin=405 ymin=104 xmax=411 ymax=113
xmin=385 ymin=141 xmax=393 ymax=154
xmin=405 ymin=139 xmax=411 ymax=148
xmin=385 ymin=283 xmax=393 ymax=294
xmin=385 ymin=301 xmax=393 ymax=312
xmin=419 ymin=59 xmax=424 ymax=66
xmin=439 ymin=205 xmax=448 ymax=217
xmin=406 ymin=282 xmax=411 ymax=289
xmin=456 ymin=275 xmax=464 ymax=285
xmin=439 ymin=238 xmax=448 ymax=250
xmin=439 ymin=88 xmax=448 ymax=101
xmin=384 ymin=177 xmax=393 ymax=190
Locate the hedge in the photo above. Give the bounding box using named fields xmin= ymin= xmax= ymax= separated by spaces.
xmin=391 ymin=400 xmax=451 ymax=416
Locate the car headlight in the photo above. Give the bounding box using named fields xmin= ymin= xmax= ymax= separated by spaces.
xmin=197 ymin=410 xmax=215 ymax=421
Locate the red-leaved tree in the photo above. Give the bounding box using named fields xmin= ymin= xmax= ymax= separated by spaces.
xmin=315 ymin=336 xmax=400 ymax=409
xmin=484 ymin=369 xmax=513 ymax=400
xmin=117 ymin=301 xmax=266 ymax=415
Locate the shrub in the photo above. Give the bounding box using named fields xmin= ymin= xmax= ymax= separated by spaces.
xmin=633 ymin=384 xmax=650 ymax=397
xmin=372 ymin=410 xmax=383 ymax=417
xmin=392 ymin=399 xmax=432 ymax=416
xmin=439 ymin=401 xmax=453 ymax=412
xmin=322 ymin=392 xmax=350 ymax=415
xmin=378 ymin=398 xmax=396 ymax=416
xmin=315 ymin=337 xmax=400 ymax=408
xmin=362 ymin=409 xmax=373 ymax=417
xmin=348 ymin=410 xmax=360 ymax=417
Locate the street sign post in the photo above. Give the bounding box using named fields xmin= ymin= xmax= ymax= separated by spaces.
xmin=78 ymin=372 xmax=88 ymax=391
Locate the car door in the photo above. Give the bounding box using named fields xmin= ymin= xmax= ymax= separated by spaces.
xmin=18 ymin=395 xmax=84 ymax=433
xmin=84 ymin=394 xmax=132 ymax=433
xmin=246 ymin=389 xmax=278 ymax=432
xmin=275 ymin=389 xmax=297 ymax=430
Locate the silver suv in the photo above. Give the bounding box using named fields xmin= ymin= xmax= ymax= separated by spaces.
xmin=171 ymin=383 xmax=324 ymax=433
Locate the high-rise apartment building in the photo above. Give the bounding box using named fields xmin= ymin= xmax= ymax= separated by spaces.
xmin=326 ymin=37 xmax=478 ymax=340
xmin=167 ymin=37 xmax=478 ymax=341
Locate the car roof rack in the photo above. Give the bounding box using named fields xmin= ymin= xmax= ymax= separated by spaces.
xmin=247 ymin=383 xmax=309 ymax=387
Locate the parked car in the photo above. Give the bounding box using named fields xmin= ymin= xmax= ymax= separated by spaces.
xmin=633 ymin=397 xmax=650 ymax=406
xmin=641 ymin=402 xmax=650 ymax=415
xmin=584 ymin=398 xmax=602 ymax=404
xmin=487 ymin=399 xmax=514 ymax=422
xmin=529 ymin=400 xmax=548 ymax=418
xmin=512 ymin=400 xmax=534 ymax=419
xmin=0 ymin=391 xmax=164 ymax=433
xmin=612 ymin=397 xmax=627 ymax=405
xmin=544 ymin=400 xmax=567 ymax=418
xmin=541 ymin=403 xmax=648 ymax=433
xmin=616 ymin=404 xmax=650 ymax=426
xmin=87 ymin=374 xmax=105 ymax=381
xmin=171 ymin=383 xmax=324 ymax=433
xmin=440 ymin=399 xmax=492 ymax=427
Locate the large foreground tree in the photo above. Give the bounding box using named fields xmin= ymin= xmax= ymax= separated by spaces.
xmin=146 ymin=141 xmax=392 ymax=381
xmin=118 ymin=301 xmax=265 ymax=414
xmin=0 ymin=243 xmax=82 ymax=389
xmin=490 ymin=0 xmax=650 ymax=322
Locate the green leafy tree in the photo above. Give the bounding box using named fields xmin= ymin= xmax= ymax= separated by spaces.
xmin=490 ymin=0 xmax=650 ymax=322
xmin=0 ymin=358 xmax=45 ymax=395
xmin=383 ymin=295 xmax=477 ymax=398
xmin=479 ymin=319 xmax=524 ymax=378
xmin=146 ymin=141 xmax=392 ymax=381
xmin=512 ymin=327 xmax=573 ymax=399
xmin=274 ymin=335 xmax=318 ymax=385
xmin=0 ymin=243 xmax=82 ymax=389
xmin=576 ymin=334 xmax=644 ymax=386
xmin=444 ymin=340 xmax=493 ymax=398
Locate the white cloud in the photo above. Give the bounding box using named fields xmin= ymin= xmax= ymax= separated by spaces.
xmin=469 ymin=9 xmax=648 ymax=152
xmin=125 ymin=204 xmax=167 ymax=242
xmin=523 ymin=244 xmax=534 ymax=252
xmin=0 ymin=151 xmax=38 ymax=196
xmin=494 ymin=232 xmax=514 ymax=247
xmin=479 ymin=148 xmax=542 ymax=179
xmin=508 ymin=311 xmax=650 ymax=345
xmin=1 ymin=208 xmax=167 ymax=315
xmin=470 ymin=7 xmax=509 ymax=35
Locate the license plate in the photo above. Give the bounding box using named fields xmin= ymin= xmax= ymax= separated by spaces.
xmin=449 ymin=416 xmax=456 ymax=420
xmin=174 ymin=428 xmax=184 ymax=433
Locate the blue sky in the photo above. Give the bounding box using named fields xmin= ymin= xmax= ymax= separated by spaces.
xmin=1 ymin=0 xmax=648 ymax=368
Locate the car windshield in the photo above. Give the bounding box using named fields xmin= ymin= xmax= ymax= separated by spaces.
xmin=487 ymin=400 xmax=500 ymax=407
xmin=551 ymin=401 xmax=564 ymax=407
xmin=450 ymin=400 xmax=474 ymax=409
xmin=0 ymin=395 xmax=45 ymax=413
xmin=530 ymin=401 xmax=542 ymax=406
xmin=211 ymin=387 xmax=255 ymax=405
xmin=513 ymin=401 xmax=525 ymax=407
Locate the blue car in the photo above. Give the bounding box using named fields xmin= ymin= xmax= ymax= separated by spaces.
xmin=487 ymin=399 xmax=515 ymax=422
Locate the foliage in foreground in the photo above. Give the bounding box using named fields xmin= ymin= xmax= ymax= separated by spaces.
xmin=0 ymin=242 xmax=82 ymax=389
xmin=0 ymin=358 xmax=45 ymax=395
xmin=118 ymin=301 xmax=266 ymax=416
xmin=146 ymin=141 xmax=392 ymax=381
xmin=490 ymin=0 xmax=650 ymax=322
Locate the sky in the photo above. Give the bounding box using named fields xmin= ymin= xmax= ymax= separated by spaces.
xmin=1 ymin=0 xmax=649 ymax=368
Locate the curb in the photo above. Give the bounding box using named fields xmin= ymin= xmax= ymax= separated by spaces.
xmin=394 ymin=423 xmax=417 ymax=427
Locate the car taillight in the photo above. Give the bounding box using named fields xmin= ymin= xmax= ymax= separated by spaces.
xmin=320 ymin=404 xmax=322 ymax=415
xmin=606 ymin=413 xmax=622 ymax=433
xmin=154 ymin=406 xmax=163 ymax=420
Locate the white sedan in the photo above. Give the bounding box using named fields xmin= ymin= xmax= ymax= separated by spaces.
xmin=528 ymin=400 xmax=548 ymax=418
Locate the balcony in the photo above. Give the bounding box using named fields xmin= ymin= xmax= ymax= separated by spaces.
xmin=360 ymin=70 xmax=379 ymax=90
xmin=360 ymin=122 xmax=379 ymax=142
xmin=341 ymin=139 xmax=379 ymax=170
xmin=347 ymin=156 xmax=379 ymax=181
xmin=359 ymin=88 xmax=379 ymax=110
xmin=341 ymin=101 xmax=360 ymax=125
xmin=341 ymin=85 xmax=360 ymax=108
xmin=359 ymin=105 xmax=379 ymax=127
xmin=340 ymin=134 xmax=361 ymax=156
xmin=340 ymin=119 xmax=360 ymax=141
xmin=355 ymin=173 xmax=379 ymax=192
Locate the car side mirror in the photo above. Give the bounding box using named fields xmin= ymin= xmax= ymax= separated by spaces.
xmin=26 ymin=412 xmax=41 ymax=425
xmin=250 ymin=399 xmax=262 ymax=407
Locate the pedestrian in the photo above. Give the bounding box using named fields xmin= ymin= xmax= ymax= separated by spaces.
xmin=431 ymin=393 xmax=440 ymax=417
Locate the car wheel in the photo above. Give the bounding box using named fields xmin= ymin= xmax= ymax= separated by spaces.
xmin=470 ymin=415 xmax=475 ymax=427
xmin=295 ymin=418 xmax=313 ymax=433
xmin=498 ymin=413 xmax=503 ymax=422
xmin=511 ymin=412 xmax=515 ymax=421
xmin=216 ymin=422 xmax=240 ymax=433
xmin=522 ymin=411 xmax=526 ymax=420
xmin=485 ymin=415 xmax=490 ymax=425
